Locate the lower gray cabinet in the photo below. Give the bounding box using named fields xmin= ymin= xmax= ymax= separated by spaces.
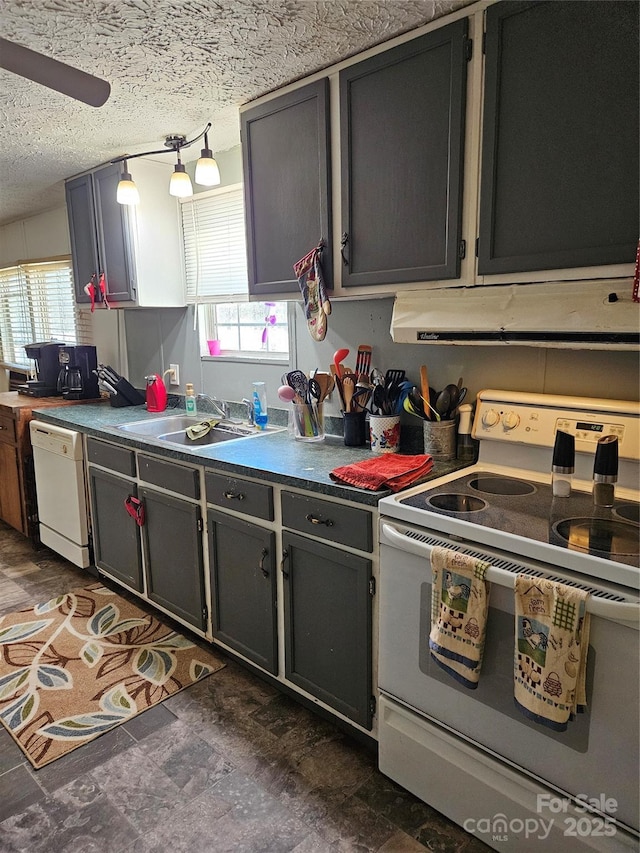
xmin=281 ymin=531 xmax=373 ymax=729
xmin=208 ymin=509 xmax=277 ymax=674
xmin=89 ymin=468 xmax=143 ymax=591
xmin=141 ymin=487 xmax=206 ymax=631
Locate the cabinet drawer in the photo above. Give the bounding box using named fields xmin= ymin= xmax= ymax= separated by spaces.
xmin=138 ymin=454 xmax=200 ymax=500
xmin=0 ymin=414 xmax=16 ymax=446
xmin=205 ymin=471 xmax=273 ymax=521
xmin=87 ymin=437 xmax=136 ymax=476
xmin=281 ymin=491 xmax=372 ymax=552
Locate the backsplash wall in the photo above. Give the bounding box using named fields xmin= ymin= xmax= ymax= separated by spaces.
xmin=123 ymin=298 xmax=640 ymax=418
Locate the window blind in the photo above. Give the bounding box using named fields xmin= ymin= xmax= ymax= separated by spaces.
xmin=0 ymin=258 xmax=90 ymax=367
xmin=181 ymin=185 xmax=249 ymax=303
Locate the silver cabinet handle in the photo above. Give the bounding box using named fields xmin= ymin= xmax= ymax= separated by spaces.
xmin=258 ymin=547 xmax=269 ymax=578
xmin=223 ymin=490 xmax=245 ymax=501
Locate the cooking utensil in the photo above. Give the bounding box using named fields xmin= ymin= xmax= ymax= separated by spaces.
xmin=435 ymin=387 xmax=452 ymax=419
xmin=342 ymin=374 xmax=356 ymax=413
xmin=278 ymin=384 xmax=296 ymax=403
xmin=419 ymin=365 xmax=431 ymax=420
xmin=333 ymin=348 xmax=349 ymax=379
xmin=355 ymin=344 xmax=372 ymax=380
xmin=314 ymin=372 xmax=334 ymax=402
xmin=286 ymin=370 xmax=308 ymax=404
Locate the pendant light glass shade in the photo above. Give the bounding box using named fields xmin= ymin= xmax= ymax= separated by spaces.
xmin=116 ymin=160 xmax=140 ymax=205
xmin=169 ymin=157 xmax=193 ymax=198
xmin=194 ymin=132 xmax=220 ymax=186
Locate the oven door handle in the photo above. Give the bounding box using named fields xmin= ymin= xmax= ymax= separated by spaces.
xmin=380 ymin=522 xmax=640 ymax=624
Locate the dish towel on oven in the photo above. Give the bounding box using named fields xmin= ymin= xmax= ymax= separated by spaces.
xmin=429 ymin=547 xmax=491 ymax=689
xmin=514 ymin=576 xmax=591 ymax=731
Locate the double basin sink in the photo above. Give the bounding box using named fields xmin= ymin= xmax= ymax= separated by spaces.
xmin=117 ymin=414 xmax=282 ymax=446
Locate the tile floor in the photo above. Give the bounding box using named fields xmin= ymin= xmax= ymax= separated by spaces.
xmin=0 ymin=521 xmax=488 ymax=852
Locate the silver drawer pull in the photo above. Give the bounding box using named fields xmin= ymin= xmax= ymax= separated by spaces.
xmin=305 ymin=513 xmax=334 ymax=527
xmin=223 ymin=490 xmax=245 ymax=501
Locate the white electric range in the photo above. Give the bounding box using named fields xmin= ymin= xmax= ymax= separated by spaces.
xmin=378 ymin=390 xmax=639 ymax=853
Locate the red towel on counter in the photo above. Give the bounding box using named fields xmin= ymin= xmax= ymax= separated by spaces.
xmin=330 ymin=454 xmax=433 ymax=492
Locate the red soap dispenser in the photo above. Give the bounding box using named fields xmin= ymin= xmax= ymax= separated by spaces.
xmin=145 ymin=374 xmax=167 ymax=412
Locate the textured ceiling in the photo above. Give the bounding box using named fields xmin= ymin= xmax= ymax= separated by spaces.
xmin=0 ymin=0 xmax=475 ymax=227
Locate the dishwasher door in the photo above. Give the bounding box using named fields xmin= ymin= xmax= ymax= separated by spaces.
xmin=30 ymin=421 xmax=90 ymax=568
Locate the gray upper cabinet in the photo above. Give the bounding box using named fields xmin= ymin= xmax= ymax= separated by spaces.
xmin=65 ymin=163 xmax=136 ymax=304
xmin=339 ymin=19 xmax=470 ymax=287
xmin=241 ymin=79 xmax=332 ymax=296
xmin=478 ymin=1 xmax=639 ymax=275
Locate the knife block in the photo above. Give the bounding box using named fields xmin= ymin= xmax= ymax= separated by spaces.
xmin=109 ymin=378 xmax=145 ymax=407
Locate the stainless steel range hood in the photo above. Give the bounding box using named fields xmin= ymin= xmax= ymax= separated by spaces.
xmin=390 ymin=279 xmax=639 ymax=349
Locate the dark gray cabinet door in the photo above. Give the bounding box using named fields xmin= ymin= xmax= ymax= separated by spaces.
xmin=478 ymin=1 xmax=639 ymax=275
xmin=89 ymin=468 xmax=143 ymax=591
xmin=208 ymin=510 xmax=277 ymax=674
xmin=282 ymin=531 xmax=373 ymax=729
xmin=140 ymin=487 xmax=206 ymax=631
xmin=340 ymin=19 xmax=469 ymax=287
xmin=65 ymin=163 xmax=136 ymax=304
xmin=92 ymin=163 xmax=136 ymax=302
xmin=242 ymin=79 xmax=332 ymax=296
xmin=65 ymin=173 xmax=100 ymax=304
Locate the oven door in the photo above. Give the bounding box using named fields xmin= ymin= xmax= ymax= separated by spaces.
xmin=378 ymin=518 xmax=640 ymax=848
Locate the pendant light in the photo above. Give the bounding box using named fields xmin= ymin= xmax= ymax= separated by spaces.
xmin=116 ymin=159 xmax=140 ymax=205
xmin=194 ymin=130 xmax=221 ymax=187
xmin=169 ymin=150 xmax=193 ymax=198
xmin=112 ymin=122 xmax=214 ymax=205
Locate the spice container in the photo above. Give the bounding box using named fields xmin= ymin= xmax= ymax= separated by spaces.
xmin=593 ymin=435 xmax=618 ymax=507
xmin=551 ymin=429 xmax=574 ymax=497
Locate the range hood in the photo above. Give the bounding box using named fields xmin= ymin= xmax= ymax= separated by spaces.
xmin=391 ymin=279 xmax=639 ymax=350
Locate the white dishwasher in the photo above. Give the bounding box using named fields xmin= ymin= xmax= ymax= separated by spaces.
xmin=30 ymin=421 xmax=90 ymax=569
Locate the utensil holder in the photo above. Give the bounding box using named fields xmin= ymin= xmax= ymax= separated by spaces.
xmin=292 ymin=402 xmax=324 ymax=441
xmin=369 ymin=414 xmax=400 ymax=454
xmin=423 ymin=418 xmax=457 ymax=460
xmin=343 ymin=410 xmax=368 ymax=447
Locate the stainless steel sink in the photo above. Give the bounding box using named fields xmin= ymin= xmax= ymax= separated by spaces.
xmin=116 ymin=414 xmax=283 ymax=444
xmin=117 ymin=415 xmax=207 ymax=437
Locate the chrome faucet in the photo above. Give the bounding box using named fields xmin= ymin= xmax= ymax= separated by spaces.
xmin=196 ymin=393 xmax=230 ymax=421
xmin=241 ymin=398 xmax=255 ymax=426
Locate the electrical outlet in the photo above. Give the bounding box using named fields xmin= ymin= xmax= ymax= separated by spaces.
xmin=169 ymin=363 xmax=180 ymax=386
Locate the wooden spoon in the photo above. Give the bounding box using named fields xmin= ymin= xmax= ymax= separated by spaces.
xmin=419 ymin=365 xmax=430 ymax=420
xmin=342 ymin=374 xmax=356 ymax=413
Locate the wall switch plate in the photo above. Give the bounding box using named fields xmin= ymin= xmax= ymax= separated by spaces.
xmin=169 ymin=364 xmax=180 ymax=386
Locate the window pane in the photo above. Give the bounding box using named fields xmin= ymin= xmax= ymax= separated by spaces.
xmin=218 ymin=326 xmax=240 ymax=350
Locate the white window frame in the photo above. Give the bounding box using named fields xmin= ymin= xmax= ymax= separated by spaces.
xmin=180 ymin=183 xmax=291 ymax=362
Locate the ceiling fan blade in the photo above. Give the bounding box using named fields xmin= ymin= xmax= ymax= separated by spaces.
xmin=0 ymin=38 xmax=110 ymax=107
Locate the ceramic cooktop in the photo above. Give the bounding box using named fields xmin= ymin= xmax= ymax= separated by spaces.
xmin=399 ymin=472 xmax=640 ymax=568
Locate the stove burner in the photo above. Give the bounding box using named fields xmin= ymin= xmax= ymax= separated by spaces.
xmin=468 ymin=476 xmax=536 ymax=496
xmin=427 ymin=493 xmax=486 ymax=513
xmin=553 ymin=517 xmax=640 ymax=557
xmin=614 ymin=504 xmax=640 ymax=525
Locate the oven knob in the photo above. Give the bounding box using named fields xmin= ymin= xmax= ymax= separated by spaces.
xmin=482 ymin=408 xmax=500 ymax=427
xmin=502 ymin=411 xmax=520 ymax=431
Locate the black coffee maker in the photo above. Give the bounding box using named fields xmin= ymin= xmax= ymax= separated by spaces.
xmin=56 ymin=345 xmax=100 ymax=400
xmin=18 ymin=342 xmax=65 ymax=397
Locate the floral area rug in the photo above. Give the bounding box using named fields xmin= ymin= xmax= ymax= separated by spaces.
xmin=0 ymin=583 xmax=225 ymax=768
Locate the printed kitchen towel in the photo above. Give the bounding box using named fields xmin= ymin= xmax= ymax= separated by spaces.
xmin=514 ymin=576 xmax=591 ymax=731
xmin=429 ymin=547 xmax=491 ymax=689
xmin=329 ymin=454 xmax=433 ymax=492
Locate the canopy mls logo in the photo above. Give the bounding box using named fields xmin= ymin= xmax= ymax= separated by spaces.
xmin=463 ymin=794 xmax=618 ymax=842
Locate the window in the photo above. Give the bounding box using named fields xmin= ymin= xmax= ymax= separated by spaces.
xmin=180 ymin=184 xmax=289 ymax=359
xmin=0 ymin=258 xmax=91 ymax=368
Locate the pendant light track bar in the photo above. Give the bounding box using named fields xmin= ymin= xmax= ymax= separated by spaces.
xmin=110 ymin=123 xmax=211 ymax=165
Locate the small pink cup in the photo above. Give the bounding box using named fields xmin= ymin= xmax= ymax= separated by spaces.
xmin=207 ymin=340 xmax=221 ymax=356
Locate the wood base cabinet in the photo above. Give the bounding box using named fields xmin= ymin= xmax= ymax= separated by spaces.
xmin=282 ymin=531 xmax=373 ymax=730
xmin=208 ymin=509 xmax=277 ymax=674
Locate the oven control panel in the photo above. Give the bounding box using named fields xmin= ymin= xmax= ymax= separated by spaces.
xmin=472 ymin=391 xmax=639 ymax=460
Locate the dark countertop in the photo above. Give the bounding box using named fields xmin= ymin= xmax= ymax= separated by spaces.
xmin=30 ymin=401 xmax=470 ymax=508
